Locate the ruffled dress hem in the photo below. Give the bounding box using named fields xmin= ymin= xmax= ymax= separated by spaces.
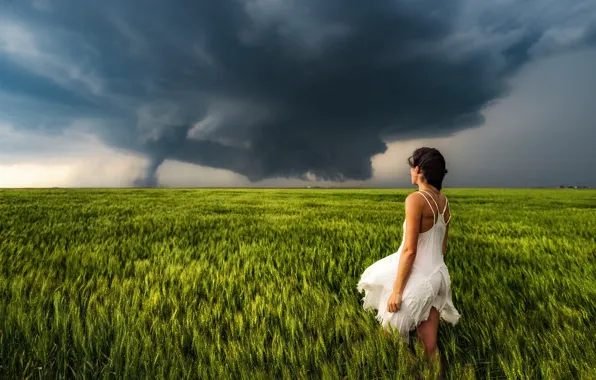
xmin=357 ymin=265 xmax=461 ymax=339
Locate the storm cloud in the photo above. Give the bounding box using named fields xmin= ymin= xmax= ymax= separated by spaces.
xmin=1 ymin=0 xmax=595 ymax=186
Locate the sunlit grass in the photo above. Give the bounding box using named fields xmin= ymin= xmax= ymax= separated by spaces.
xmin=0 ymin=188 xmax=595 ymax=379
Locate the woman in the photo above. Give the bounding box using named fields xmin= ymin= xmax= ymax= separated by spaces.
xmin=357 ymin=147 xmax=461 ymax=374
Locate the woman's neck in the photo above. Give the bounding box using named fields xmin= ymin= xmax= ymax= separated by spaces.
xmin=418 ymin=183 xmax=439 ymax=193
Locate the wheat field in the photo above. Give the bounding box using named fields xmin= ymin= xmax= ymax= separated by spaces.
xmin=0 ymin=188 xmax=595 ymax=379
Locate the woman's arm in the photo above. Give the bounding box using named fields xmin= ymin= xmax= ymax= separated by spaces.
xmin=392 ymin=194 xmax=422 ymax=295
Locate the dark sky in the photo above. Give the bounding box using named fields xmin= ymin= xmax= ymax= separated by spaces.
xmin=1 ymin=0 xmax=595 ymax=187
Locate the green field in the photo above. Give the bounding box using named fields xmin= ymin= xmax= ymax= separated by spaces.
xmin=1 ymin=188 xmax=595 ymax=379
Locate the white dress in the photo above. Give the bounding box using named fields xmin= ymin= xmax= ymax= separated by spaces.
xmin=356 ymin=191 xmax=461 ymax=339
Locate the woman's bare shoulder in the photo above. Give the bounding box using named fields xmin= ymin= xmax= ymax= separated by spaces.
xmin=404 ymin=192 xmax=424 ymax=209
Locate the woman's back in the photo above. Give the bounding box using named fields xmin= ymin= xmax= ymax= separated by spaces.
xmin=411 ymin=190 xmax=451 ymax=273
xmin=417 ymin=190 xmax=450 ymax=233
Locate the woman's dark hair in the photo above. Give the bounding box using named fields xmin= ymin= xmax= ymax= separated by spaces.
xmin=407 ymin=147 xmax=448 ymax=190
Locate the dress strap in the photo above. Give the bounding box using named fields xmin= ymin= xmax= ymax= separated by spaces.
xmin=417 ymin=191 xmax=437 ymax=225
xmin=422 ymin=190 xmax=440 ymax=212
xmin=443 ymin=196 xmax=451 ymax=224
